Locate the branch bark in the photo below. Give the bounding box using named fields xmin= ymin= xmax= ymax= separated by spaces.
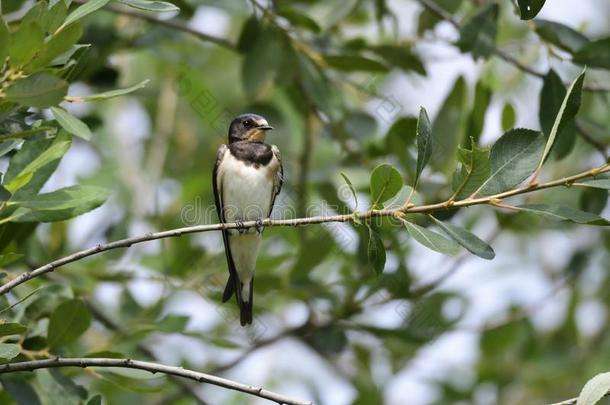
xmin=0 ymin=163 xmax=607 ymax=296
xmin=0 ymin=357 xmax=313 ymax=405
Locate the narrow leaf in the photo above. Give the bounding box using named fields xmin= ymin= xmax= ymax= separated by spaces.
xmin=573 ymin=37 xmax=610 ymax=69
xmin=430 ymin=216 xmax=495 ymax=260
xmin=9 ymin=21 xmax=44 ymax=67
xmin=402 ymin=220 xmax=460 ymax=256
xmin=323 ymin=55 xmax=388 ymax=72
xmin=118 ymin=0 xmax=180 ymax=12
xmin=0 ymin=322 xmax=27 ymax=337
xmin=576 ymin=372 xmax=610 ymax=405
xmin=577 ymin=179 xmax=610 ymax=190
xmin=534 ymin=19 xmax=589 ymax=53
xmin=456 ymin=4 xmax=499 ymax=59
xmin=517 ymin=204 xmax=610 ymax=226
xmin=59 ymin=0 xmax=111 ymax=31
xmin=340 ymin=172 xmax=358 ymax=208
xmin=535 ymin=69 xmax=585 ymax=173
xmin=70 ymin=79 xmax=150 ymax=101
xmin=51 ymin=106 xmax=92 ymax=140
xmin=414 ymin=107 xmax=432 ymax=187
xmin=367 ymin=225 xmax=386 ymax=275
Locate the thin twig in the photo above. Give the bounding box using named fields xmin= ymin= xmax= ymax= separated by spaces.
xmin=73 ymin=0 xmax=236 ymax=50
xmin=86 ymin=302 xmax=210 ymax=405
xmin=0 ymin=163 xmax=607 ymax=296
xmin=0 ymin=357 xmax=313 ymax=405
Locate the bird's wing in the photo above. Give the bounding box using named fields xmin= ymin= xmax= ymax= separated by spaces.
xmin=212 ymin=144 xmax=240 ymax=303
xmin=269 ymin=145 xmax=284 ymax=216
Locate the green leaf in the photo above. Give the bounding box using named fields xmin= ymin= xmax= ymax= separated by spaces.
xmin=59 ymin=0 xmax=111 ymax=31
xmin=402 ymin=220 xmax=460 ymax=256
xmin=11 ymin=185 xmax=110 ymax=222
xmin=118 ymin=0 xmax=179 ymax=12
xmin=384 ymin=116 xmax=417 ymax=170
xmin=414 ymin=107 xmax=432 ymax=187
xmin=517 ymin=204 xmax=610 ymax=226
xmin=0 ymin=252 xmax=23 ymax=266
xmin=370 ymin=45 xmax=426 ymax=75
xmin=5 ymin=73 xmax=68 ymax=108
xmin=298 ymin=55 xmax=342 ymax=120
xmin=534 ymin=19 xmax=589 ymax=53
xmin=323 ymin=55 xmax=388 ymax=72
xmin=8 ymin=21 xmax=44 ymax=67
xmin=87 ymin=395 xmax=103 ymax=405
xmin=580 ymin=187 xmax=607 ymax=215
xmin=474 ymin=128 xmax=544 ymax=196
xmin=429 ymin=216 xmax=495 ymax=260
xmin=1 ymin=379 xmax=42 ymax=405
xmin=370 ymin=163 xmax=403 ymax=207
xmin=536 ymin=69 xmax=585 ymax=172
xmin=431 ymin=76 xmax=467 ymax=172
xmin=27 ymin=23 xmax=83 ymax=71
xmin=242 ymin=26 xmax=284 ymax=98
xmin=5 ymin=131 xmax=72 ymax=193
xmin=456 ymin=3 xmax=499 ymax=59
xmin=51 ymin=106 xmax=92 ymax=140
xmin=70 ymin=79 xmax=150 ymax=102
xmin=0 ymin=16 xmax=10 ymax=66
xmin=47 ymin=298 xmax=92 ymax=348
xmin=517 ymin=0 xmax=546 ymax=20
xmin=367 ymin=225 xmax=385 ymax=275
xmin=577 ymin=179 xmax=610 ymax=190
xmin=340 ymin=172 xmax=358 ymax=208
xmin=0 ymin=322 xmax=27 ymax=337
xmin=501 ymin=103 xmax=516 ymax=131
xmin=451 ymin=143 xmax=490 ymax=199
xmin=576 ymin=372 xmax=610 ymax=405
xmin=0 ymin=185 xmax=11 ymax=202
xmin=573 ymin=37 xmax=610 ymax=69
xmin=539 ymin=69 xmax=576 ymax=160
xmin=157 ymin=315 xmax=190 ymax=333
xmin=0 ymin=343 xmax=20 ymax=362
xmin=46 ymin=1 xmax=70 ymax=33
xmin=465 ymin=81 xmax=491 ymax=145
xmin=277 ymin=6 xmax=321 ymax=32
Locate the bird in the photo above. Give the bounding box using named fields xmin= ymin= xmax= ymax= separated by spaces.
xmin=212 ymin=113 xmax=283 ymax=326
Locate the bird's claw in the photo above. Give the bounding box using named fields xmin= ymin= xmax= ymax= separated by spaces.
xmin=236 ymin=220 xmax=246 ymax=234
xmin=255 ymin=219 xmax=264 ymax=234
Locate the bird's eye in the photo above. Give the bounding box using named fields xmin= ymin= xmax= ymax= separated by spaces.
xmin=244 ymin=120 xmax=254 ymax=128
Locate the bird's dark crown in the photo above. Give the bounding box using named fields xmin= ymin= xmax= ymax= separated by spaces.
xmin=228 ymin=113 xmax=273 ymax=144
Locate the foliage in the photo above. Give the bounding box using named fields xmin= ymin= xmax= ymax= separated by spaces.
xmin=0 ymin=0 xmax=608 ymax=404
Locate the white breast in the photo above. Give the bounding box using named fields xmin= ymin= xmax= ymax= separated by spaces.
xmin=218 ymin=152 xmax=275 ymax=223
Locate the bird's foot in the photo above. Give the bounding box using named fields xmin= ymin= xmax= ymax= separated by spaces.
xmin=236 ymin=220 xmax=246 ymax=234
xmin=255 ymin=219 xmax=264 ymax=234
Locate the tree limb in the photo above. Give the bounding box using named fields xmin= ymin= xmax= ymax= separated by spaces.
xmin=0 ymin=357 xmax=313 ymax=405
xmin=0 ymin=163 xmax=607 ymax=296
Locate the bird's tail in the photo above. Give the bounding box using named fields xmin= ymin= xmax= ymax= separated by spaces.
xmin=223 ymin=274 xmax=253 ymax=326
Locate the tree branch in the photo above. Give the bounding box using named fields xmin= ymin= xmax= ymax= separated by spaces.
xmin=86 ymin=302 xmax=210 ymax=405
xmin=0 ymin=163 xmax=607 ymax=295
xmin=74 ymin=0 xmax=237 ymax=50
xmin=0 ymin=357 xmax=313 ymax=405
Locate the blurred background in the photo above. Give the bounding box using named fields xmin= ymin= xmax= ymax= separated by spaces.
xmin=1 ymin=0 xmax=610 ymax=404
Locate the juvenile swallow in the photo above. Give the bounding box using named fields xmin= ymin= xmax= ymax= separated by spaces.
xmin=213 ymin=113 xmax=283 ymax=326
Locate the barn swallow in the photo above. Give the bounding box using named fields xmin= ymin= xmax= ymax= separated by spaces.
xmin=213 ymin=113 xmax=283 ymax=326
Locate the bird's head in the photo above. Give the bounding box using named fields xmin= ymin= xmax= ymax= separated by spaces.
xmin=228 ymin=113 xmax=273 ymax=144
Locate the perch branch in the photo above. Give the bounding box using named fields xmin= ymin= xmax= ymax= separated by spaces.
xmin=0 ymin=163 xmax=607 ymax=296
xmin=0 ymin=357 xmax=313 ymax=405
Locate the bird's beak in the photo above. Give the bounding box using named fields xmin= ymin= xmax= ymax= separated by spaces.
xmin=258 ymin=124 xmax=273 ymax=131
